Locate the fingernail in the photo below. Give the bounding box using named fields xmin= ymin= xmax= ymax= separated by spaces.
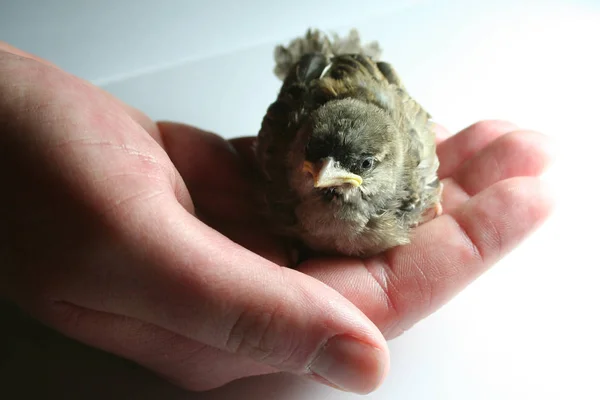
xmin=308 ymin=335 xmax=386 ymax=394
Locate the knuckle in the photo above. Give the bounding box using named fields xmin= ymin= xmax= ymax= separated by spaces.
xmin=366 ymin=252 xmax=435 ymax=337
xmin=224 ymin=307 xmax=279 ymax=359
xmin=364 ymin=256 xmax=402 ymax=318
xmin=224 ymin=305 xmax=304 ymax=368
xmin=455 ymin=190 xmax=507 ymax=261
xmin=395 ymin=255 xmax=435 ymax=325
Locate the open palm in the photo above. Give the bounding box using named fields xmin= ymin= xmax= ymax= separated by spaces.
xmin=1 ymin=41 xmax=553 ymax=392
xmin=158 ymin=118 xmax=553 ymax=383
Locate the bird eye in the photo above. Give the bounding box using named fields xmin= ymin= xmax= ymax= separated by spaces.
xmin=360 ymin=157 xmax=375 ymax=170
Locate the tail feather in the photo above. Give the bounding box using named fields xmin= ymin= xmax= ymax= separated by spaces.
xmin=273 ymin=28 xmax=382 ymax=80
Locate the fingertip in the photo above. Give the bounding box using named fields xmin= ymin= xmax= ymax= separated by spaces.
xmin=507 ymin=176 xmax=556 ymax=220
xmin=156 ymin=121 xmax=221 ymax=143
xmin=452 ymin=128 xmax=559 ymax=197
xmin=155 ymin=121 xmax=247 ymax=191
xmin=431 ymin=122 xmax=452 ymax=145
xmin=530 ymin=176 xmax=557 ymax=219
xmin=507 ymin=129 xmax=558 ymax=172
xmin=228 ymin=136 xmax=256 ymax=148
xmin=228 ymin=136 xmax=260 ymax=170
xmin=463 ymin=119 xmax=520 ymax=136
xmin=308 ymin=334 xmax=389 ymax=394
xmin=437 ymin=119 xmax=521 ymax=179
xmin=531 ymin=130 xmax=558 ymax=170
xmin=156 ymin=121 xmax=239 ymax=162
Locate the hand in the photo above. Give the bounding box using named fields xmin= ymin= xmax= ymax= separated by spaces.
xmin=297 ymin=120 xmax=555 ymax=337
xmin=159 ymin=118 xmax=555 ymax=381
xmin=0 ymin=45 xmax=390 ymax=394
xmin=0 ymin=42 xmax=554 ymax=394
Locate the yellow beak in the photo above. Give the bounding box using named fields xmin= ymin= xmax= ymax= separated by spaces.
xmin=303 ymin=158 xmax=363 ymax=188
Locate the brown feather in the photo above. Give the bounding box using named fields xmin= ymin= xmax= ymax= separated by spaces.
xmin=255 ymin=29 xmax=442 ymax=258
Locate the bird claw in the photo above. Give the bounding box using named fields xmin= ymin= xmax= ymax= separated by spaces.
xmin=419 ymin=201 xmax=443 ymax=224
xmin=419 ymin=181 xmax=444 ymax=224
xmin=433 ymin=201 xmax=443 ymax=217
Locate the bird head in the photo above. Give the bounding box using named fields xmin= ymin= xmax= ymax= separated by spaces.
xmin=298 ymin=98 xmax=403 ymax=205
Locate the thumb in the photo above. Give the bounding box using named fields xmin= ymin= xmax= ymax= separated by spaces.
xmin=50 ymin=196 xmax=390 ymax=394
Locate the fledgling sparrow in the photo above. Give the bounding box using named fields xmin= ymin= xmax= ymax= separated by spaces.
xmin=254 ymin=28 xmax=443 ymax=258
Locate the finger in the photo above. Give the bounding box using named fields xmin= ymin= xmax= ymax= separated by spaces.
xmin=452 ymin=130 xmax=555 ymax=196
xmin=37 ymin=302 xmax=276 ymax=391
xmin=0 ymin=58 xmax=389 ymax=394
xmin=43 ymin=198 xmax=390 ymax=394
xmin=436 ymin=120 xmax=519 ymax=178
xmin=159 ymin=126 xmax=289 ymax=264
xmin=440 ymin=130 xmax=556 ymax=213
xmin=300 ymin=177 xmax=554 ymax=338
xmin=209 ymin=221 xmax=291 ymax=267
xmin=432 ymin=122 xmax=452 ymax=145
xmin=157 ymin=122 xmax=257 ymax=223
xmin=229 ymin=136 xmax=260 ymax=171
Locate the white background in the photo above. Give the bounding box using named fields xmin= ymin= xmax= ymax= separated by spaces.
xmin=2 ymin=0 xmax=599 ymax=399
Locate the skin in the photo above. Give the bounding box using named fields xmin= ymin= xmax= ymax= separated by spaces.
xmin=0 ymin=43 xmax=554 ymax=393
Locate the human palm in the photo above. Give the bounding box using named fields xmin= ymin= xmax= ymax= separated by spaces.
xmin=0 ymin=42 xmax=553 ymax=393
xmin=166 ymin=118 xmax=554 ymax=341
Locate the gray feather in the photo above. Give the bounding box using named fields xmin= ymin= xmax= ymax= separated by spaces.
xmin=273 ymin=28 xmax=382 ymax=81
xmin=256 ymin=28 xmax=442 ymax=259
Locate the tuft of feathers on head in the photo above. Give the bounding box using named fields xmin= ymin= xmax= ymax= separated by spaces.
xmin=273 ymin=28 xmax=382 ymax=80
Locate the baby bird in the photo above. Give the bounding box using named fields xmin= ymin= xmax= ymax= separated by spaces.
xmin=254 ymin=29 xmax=443 ymax=258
